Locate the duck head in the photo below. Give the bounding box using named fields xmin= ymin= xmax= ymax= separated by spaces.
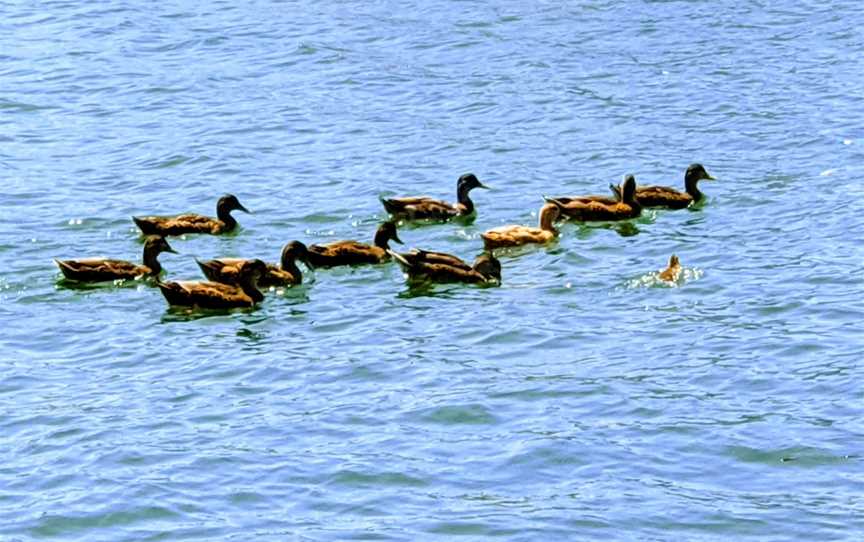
xmin=668 ymin=254 xmax=680 ymax=268
xmin=538 ymin=203 xmax=560 ymax=231
xmin=218 ymin=194 xmax=250 ymax=214
xmin=374 ymin=221 xmax=403 ymax=249
xmin=686 ymin=163 xmax=715 ymax=183
xmin=473 ymin=252 xmax=501 ymax=282
xmin=457 ymin=173 xmax=489 ymax=193
xmin=144 ymin=235 xmax=177 ymax=255
xmin=281 ymin=240 xmax=313 ymax=270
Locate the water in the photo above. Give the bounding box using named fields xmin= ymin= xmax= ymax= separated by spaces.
xmin=2 ymin=1 xmax=864 ymax=540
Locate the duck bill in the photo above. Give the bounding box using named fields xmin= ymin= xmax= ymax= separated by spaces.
xmin=302 ymin=256 xmax=315 ymax=270
xmin=165 ymin=247 xmax=179 ymax=254
xmin=477 ymin=183 xmax=491 ymax=190
xmin=393 ymin=234 xmax=404 ymax=245
xmin=237 ymin=203 xmax=251 ymax=213
xmin=704 ymin=172 xmax=716 ymax=181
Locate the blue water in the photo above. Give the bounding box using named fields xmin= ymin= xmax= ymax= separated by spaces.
xmin=3 ymin=1 xmax=864 ymax=540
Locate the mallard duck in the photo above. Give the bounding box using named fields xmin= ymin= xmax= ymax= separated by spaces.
xmin=389 ymin=249 xmax=501 ymax=284
xmin=306 ymin=221 xmax=403 ymax=268
xmin=545 ymin=175 xmax=641 ymax=222
xmin=634 ymin=164 xmax=715 ymax=209
xmin=481 ymin=203 xmax=560 ymax=250
xmin=548 ymin=183 xmax=621 ymax=206
xmin=381 ymin=173 xmax=489 ymax=220
xmin=133 ymin=194 xmax=250 ymax=236
xmin=159 ymin=258 xmax=268 ymax=309
xmin=197 ymin=241 xmax=312 ymax=287
xmin=55 ymin=235 xmax=176 ymax=282
xmin=658 ymin=254 xmax=683 ymax=282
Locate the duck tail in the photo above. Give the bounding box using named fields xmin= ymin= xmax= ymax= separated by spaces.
xmin=380 ymin=197 xmax=399 ymax=215
xmin=54 ymin=259 xmax=77 ymax=279
xmin=157 ymin=281 xmax=185 ymax=305
xmin=542 ymin=195 xmax=565 ymax=209
xmin=132 ymin=216 xmax=155 ymax=234
xmin=195 ymin=259 xmax=220 ymax=281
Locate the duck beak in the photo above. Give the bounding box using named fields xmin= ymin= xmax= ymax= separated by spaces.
xmin=165 ymin=247 xmax=179 ymax=254
xmin=477 ymin=182 xmax=491 ymax=190
xmin=237 ymin=203 xmax=251 ymax=213
xmin=302 ymin=255 xmax=315 ymax=270
xmin=393 ymin=233 xmax=404 ymax=245
xmin=704 ymin=172 xmax=716 ymax=181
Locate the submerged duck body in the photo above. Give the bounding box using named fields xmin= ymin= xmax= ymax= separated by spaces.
xmin=306 ymin=221 xmax=402 ymax=268
xmin=55 ymin=236 xmax=176 ymax=282
xmin=159 ymin=259 xmax=267 ymax=309
xmin=481 ymin=203 xmax=560 ymax=250
xmin=635 ymin=164 xmax=715 ymax=209
xmin=546 ymin=175 xmax=641 ymax=222
xmin=389 ymin=249 xmax=501 ymax=285
xmin=197 ymin=241 xmax=312 ymax=288
xmin=381 ymin=173 xmax=488 ymax=221
xmin=133 ymin=194 xmax=250 ymax=236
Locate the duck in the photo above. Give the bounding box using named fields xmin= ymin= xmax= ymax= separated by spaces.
xmin=545 ymin=174 xmax=641 ymax=222
xmin=632 ymin=164 xmax=715 ymax=209
xmin=159 ymin=258 xmax=268 ymax=309
xmin=197 ymin=241 xmax=313 ymax=287
xmin=306 ymin=221 xmax=403 ymax=268
xmin=55 ymin=235 xmax=176 ymax=282
xmin=381 ymin=173 xmax=489 ymax=220
xmin=658 ymin=254 xmax=683 ymax=282
xmin=547 ymin=184 xmax=621 ymax=206
xmin=389 ymin=249 xmax=501 ymax=285
xmin=481 ymin=203 xmax=560 ymax=250
xmin=133 ymin=194 xmax=250 ymax=236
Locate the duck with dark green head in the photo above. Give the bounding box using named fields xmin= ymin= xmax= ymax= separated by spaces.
xmin=633 ymin=164 xmax=715 ymax=209
xmin=133 ymin=194 xmax=250 ymax=236
xmin=381 ymin=173 xmax=489 ymax=221
xmin=55 ymin=235 xmax=176 ymax=283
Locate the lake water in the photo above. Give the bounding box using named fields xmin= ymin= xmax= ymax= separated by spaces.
xmin=2 ymin=1 xmax=864 ymax=540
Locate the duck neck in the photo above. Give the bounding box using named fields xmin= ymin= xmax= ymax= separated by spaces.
xmin=373 ymin=229 xmax=391 ymax=250
xmin=217 ymin=204 xmax=238 ymax=231
xmin=280 ymin=254 xmax=303 ymax=285
xmin=239 ymin=278 xmax=264 ymax=302
xmin=684 ymin=175 xmax=703 ymax=201
xmin=538 ymin=207 xmax=558 ymax=233
xmin=142 ymin=245 xmax=162 ymax=275
xmin=457 ymin=185 xmax=475 ymax=213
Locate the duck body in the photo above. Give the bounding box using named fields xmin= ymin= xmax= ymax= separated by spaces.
xmin=381 ymin=173 xmax=488 ymax=221
xmin=390 ymin=249 xmax=501 ymax=285
xmin=55 ymin=236 xmax=176 ymax=283
xmin=635 ymin=164 xmax=715 ymax=209
xmin=160 ymin=259 xmax=267 ymax=309
xmin=306 ymin=221 xmax=403 ymax=268
xmin=133 ymin=194 xmax=249 ymax=236
xmin=481 ymin=203 xmax=559 ymax=250
xmin=197 ymin=241 xmax=311 ymax=288
xmin=546 ymin=175 xmax=641 ymax=222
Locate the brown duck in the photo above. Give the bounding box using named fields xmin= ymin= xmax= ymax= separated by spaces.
xmin=633 ymin=164 xmax=715 ymax=209
xmin=389 ymin=249 xmax=501 ymax=285
xmin=159 ymin=258 xmax=268 ymax=309
xmin=133 ymin=194 xmax=250 ymax=236
xmin=545 ymin=175 xmax=641 ymax=222
xmin=306 ymin=221 xmax=403 ymax=268
xmin=381 ymin=173 xmax=489 ymax=220
xmin=55 ymin=235 xmax=176 ymax=282
xmin=481 ymin=203 xmax=560 ymax=250
xmin=197 ymin=241 xmax=313 ymax=288
xmin=658 ymin=255 xmax=683 ymax=282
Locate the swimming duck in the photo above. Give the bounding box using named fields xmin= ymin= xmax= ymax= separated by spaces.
xmin=55 ymin=235 xmax=176 ymax=282
xmin=633 ymin=164 xmax=715 ymax=209
xmin=389 ymin=249 xmax=501 ymax=284
xmin=481 ymin=203 xmax=560 ymax=250
xmin=381 ymin=173 xmax=489 ymax=220
xmin=159 ymin=258 xmax=268 ymax=309
xmin=545 ymin=175 xmax=641 ymax=222
xmin=658 ymin=254 xmax=683 ymax=282
xmin=306 ymin=221 xmax=403 ymax=268
xmin=133 ymin=194 xmax=250 ymax=236
xmin=197 ymin=241 xmax=312 ymax=287
xmin=548 ymin=184 xmax=621 ymax=206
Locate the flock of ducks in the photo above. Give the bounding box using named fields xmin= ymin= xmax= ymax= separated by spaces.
xmin=54 ymin=164 xmax=715 ymax=310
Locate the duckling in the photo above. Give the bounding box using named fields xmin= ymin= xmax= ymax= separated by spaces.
xmin=545 ymin=175 xmax=641 ymax=222
xmin=389 ymin=249 xmax=501 ymax=284
xmin=381 ymin=173 xmax=489 ymax=220
xmin=658 ymin=254 xmax=683 ymax=282
xmin=55 ymin=235 xmax=176 ymax=282
xmin=481 ymin=203 xmax=560 ymax=250
xmin=133 ymin=194 xmax=250 ymax=236
xmin=197 ymin=241 xmax=312 ymax=287
xmin=306 ymin=221 xmax=403 ymax=268
xmin=634 ymin=164 xmax=715 ymax=209
xmin=159 ymin=258 xmax=268 ymax=309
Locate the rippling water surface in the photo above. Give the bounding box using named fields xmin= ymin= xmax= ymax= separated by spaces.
xmin=3 ymin=1 xmax=864 ymax=540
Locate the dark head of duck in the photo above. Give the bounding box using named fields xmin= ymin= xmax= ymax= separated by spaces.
xmin=473 ymin=252 xmax=501 ymax=282
xmin=281 ymin=241 xmax=314 ymax=279
xmin=238 ymin=258 xmax=268 ymax=301
xmin=456 ymin=173 xmax=489 ymax=212
xmin=374 ymin=221 xmax=403 ymax=249
xmin=217 ymin=194 xmax=251 ymax=229
xmin=143 ymin=235 xmax=177 ymax=274
xmin=684 ymin=164 xmax=715 ymax=200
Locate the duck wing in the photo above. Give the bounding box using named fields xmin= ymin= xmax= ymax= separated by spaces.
xmin=55 ymin=258 xmax=148 ymax=282
xmin=158 ymin=280 xmax=253 ymax=308
xmin=133 ymin=213 xmax=223 ymax=236
xmin=382 ymin=196 xmax=459 ymax=220
xmin=634 ymin=185 xmax=691 ymax=208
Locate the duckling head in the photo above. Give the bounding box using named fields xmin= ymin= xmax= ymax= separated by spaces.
xmin=473 ymin=252 xmax=501 ymax=282
xmin=668 ymin=254 xmax=680 ymax=268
